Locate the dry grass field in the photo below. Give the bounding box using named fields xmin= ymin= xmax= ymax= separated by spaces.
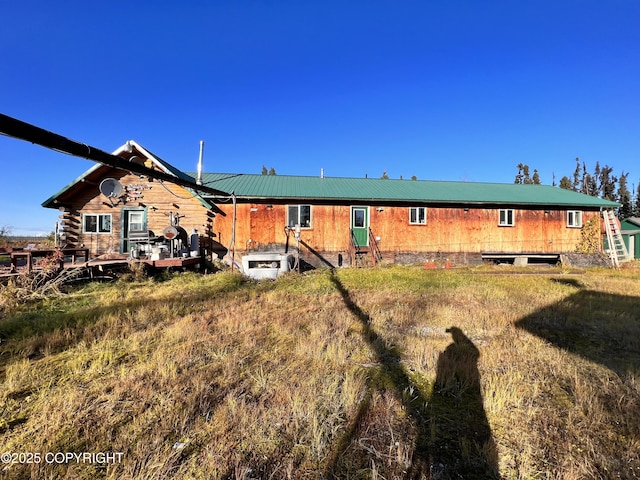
xmin=1 ymin=264 xmax=639 ymax=479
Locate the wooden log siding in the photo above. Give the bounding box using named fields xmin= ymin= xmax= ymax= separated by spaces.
xmin=60 ymin=169 xmax=215 ymax=257
xmin=213 ymin=202 xmax=601 ymax=259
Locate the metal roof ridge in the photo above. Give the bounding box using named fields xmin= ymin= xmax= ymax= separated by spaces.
xmin=190 ymin=171 xmax=559 ymax=186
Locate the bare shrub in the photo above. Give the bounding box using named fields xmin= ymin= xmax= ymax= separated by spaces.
xmin=0 ymin=251 xmax=84 ymax=314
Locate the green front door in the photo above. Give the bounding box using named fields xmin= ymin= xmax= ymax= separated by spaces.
xmin=351 ymin=206 xmax=369 ymax=247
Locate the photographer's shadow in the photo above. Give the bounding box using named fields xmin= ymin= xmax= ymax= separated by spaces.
xmin=429 ymin=327 xmax=500 ymax=479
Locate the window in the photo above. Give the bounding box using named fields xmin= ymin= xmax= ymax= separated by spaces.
xmin=83 ymin=214 xmax=112 ymax=233
xmin=567 ymin=210 xmax=583 ymax=228
xmin=409 ymin=207 xmax=426 ymax=225
xmin=352 ymin=208 xmax=366 ymax=228
xmin=287 ymin=205 xmax=311 ymax=228
xmin=498 ymin=209 xmax=514 ymax=226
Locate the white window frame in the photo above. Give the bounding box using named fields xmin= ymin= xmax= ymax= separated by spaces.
xmin=498 ymin=209 xmax=515 ymax=227
xmin=287 ymin=205 xmax=312 ymax=228
xmin=82 ymin=213 xmax=112 ymax=234
xmin=409 ymin=207 xmax=427 ymax=225
xmin=567 ymin=210 xmax=583 ymax=228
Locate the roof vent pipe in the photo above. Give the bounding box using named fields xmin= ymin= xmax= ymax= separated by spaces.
xmin=320 ymin=168 xmax=324 ymax=179
xmin=196 ymin=140 xmax=204 ymax=185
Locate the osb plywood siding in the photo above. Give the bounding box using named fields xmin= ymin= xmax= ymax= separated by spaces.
xmin=213 ymin=202 xmax=600 ymax=256
xmin=373 ymin=207 xmax=599 ymax=253
xmin=213 ymin=204 xmax=353 ymax=253
xmin=61 ymin=170 xmax=213 ymax=256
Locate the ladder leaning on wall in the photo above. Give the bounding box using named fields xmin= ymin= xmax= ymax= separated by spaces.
xmin=603 ymin=209 xmax=631 ymax=267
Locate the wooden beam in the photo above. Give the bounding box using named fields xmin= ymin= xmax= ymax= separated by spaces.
xmin=0 ymin=113 xmax=230 ymax=197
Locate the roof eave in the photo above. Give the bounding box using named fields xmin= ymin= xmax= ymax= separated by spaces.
xmin=41 ymin=162 xmax=103 ymax=208
xmin=201 ymin=193 xmax=618 ymax=209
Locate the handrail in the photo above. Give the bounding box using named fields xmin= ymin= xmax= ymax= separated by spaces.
xmin=368 ymin=228 xmax=383 ymax=266
xmin=349 ymin=229 xmax=358 ymax=266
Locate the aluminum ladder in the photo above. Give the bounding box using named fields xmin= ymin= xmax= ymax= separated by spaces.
xmin=603 ymin=209 xmax=631 ymax=267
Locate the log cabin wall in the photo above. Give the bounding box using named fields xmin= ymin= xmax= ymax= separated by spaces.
xmin=213 ymin=201 xmax=602 ymax=263
xmin=59 ymin=169 xmax=214 ymax=257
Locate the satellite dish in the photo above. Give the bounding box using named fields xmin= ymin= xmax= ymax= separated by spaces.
xmin=163 ymin=226 xmax=178 ymax=240
xmin=99 ymin=178 xmax=123 ymax=198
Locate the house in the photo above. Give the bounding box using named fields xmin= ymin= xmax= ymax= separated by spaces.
xmin=621 ymin=217 xmax=640 ymax=260
xmin=42 ymin=141 xmax=619 ymax=268
xmin=195 ymin=172 xmax=618 ymax=267
xmin=41 ymin=141 xmax=222 ymax=263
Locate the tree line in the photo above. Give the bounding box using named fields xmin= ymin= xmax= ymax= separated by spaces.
xmin=515 ymin=158 xmax=639 ymax=219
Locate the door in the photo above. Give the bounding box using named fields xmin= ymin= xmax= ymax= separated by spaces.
xmin=121 ymin=208 xmax=147 ymax=253
xmin=351 ymin=206 xmax=369 ymax=247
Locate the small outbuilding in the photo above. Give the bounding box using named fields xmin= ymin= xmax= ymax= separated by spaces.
xmin=621 ymin=217 xmax=640 ymax=260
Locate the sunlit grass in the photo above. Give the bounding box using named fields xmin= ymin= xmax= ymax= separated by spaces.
xmin=1 ymin=264 xmax=639 ymax=478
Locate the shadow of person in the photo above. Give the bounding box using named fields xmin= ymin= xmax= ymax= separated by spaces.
xmin=429 ymin=327 xmax=500 ymax=479
xmin=325 ymin=270 xmax=432 ymax=478
xmin=324 ymin=271 xmax=501 ymax=479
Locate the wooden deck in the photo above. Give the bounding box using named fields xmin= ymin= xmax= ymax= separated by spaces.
xmin=1 ymin=248 xmax=204 ymax=279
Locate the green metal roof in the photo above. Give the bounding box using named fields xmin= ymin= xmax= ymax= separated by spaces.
xmin=621 ymin=217 xmax=640 ymax=233
xmin=194 ymin=172 xmax=620 ymax=208
xmin=42 ymin=163 xmax=102 ymax=208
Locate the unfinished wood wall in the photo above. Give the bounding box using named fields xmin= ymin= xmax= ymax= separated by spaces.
xmin=213 ymin=202 xmax=601 ymax=258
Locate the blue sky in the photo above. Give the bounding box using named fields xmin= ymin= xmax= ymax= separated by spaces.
xmin=1 ymin=1 xmax=639 ymax=235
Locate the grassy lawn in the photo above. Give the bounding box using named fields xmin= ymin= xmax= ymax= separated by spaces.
xmin=1 ymin=265 xmax=639 ymax=479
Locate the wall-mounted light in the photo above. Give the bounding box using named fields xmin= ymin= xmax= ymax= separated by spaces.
xmin=267 ymin=205 xmax=273 ymax=209
xmin=464 ymin=207 xmax=470 ymax=213
xmin=376 ymin=207 xmax=384 ymax=212
xmin=544 ymin=210 xmax=551 ymax=215
xmin=250 ymin=207 xmax=258 ymax=212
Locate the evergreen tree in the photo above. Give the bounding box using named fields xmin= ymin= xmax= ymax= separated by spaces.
xmin=617 ymin=172 xmax=632 ymax=219
xmin=269 ymin=167 xmax=276 ymax=176
xmin=593 ymin=162 xmax=601 ymax=194
xmin=261 ymin=166 xmax=268 ymax=175
xmin=580 ymin=162 xmax=590 ymax=194
xmin=411 ymin=175 xmax=417 ymax=181
xmin=634 ymin=181 xmax=640 ymax=217
xmin=559 ymin=176 xmax=573 ymax=190
xmin=532 ymin=169 xmax=541 ymax=185
xmin=515 ymin=163 xmax=538 ymax=184
xmin=380 ymin=171 xmax=389 ymax=180
xmin=599 ymin=164 xmax=617 ymax=201
xmin=585 ymin=171 xmax=598 ymax=197
xmin=572 ymin=158 xmax=581 ymax=192
xmin=514 ymin=163 xmax=525 ymax=184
